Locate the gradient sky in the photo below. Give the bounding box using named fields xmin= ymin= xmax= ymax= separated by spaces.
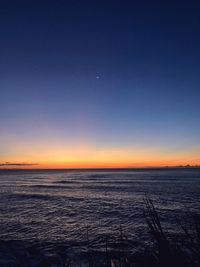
xmin=0 ymin=0 xmax=200 ymax=168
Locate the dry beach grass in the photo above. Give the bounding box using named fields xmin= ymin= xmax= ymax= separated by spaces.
xmin=0 ymin=198 xmax=200 ymax=267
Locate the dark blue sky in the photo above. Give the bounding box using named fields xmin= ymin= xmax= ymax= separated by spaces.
xmin=0 ymin=0 xmax=200 ymax=167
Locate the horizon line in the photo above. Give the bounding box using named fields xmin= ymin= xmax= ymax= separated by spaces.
xmin=0 ymin=165 xmax=199 ymax=171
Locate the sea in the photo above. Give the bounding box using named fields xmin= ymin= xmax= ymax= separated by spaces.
xmin=0 ymin=168 xmax=200 ymax=261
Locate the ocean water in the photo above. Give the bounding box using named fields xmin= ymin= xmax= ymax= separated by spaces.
xmin=0 ymin=168 xmax=200 ymax=251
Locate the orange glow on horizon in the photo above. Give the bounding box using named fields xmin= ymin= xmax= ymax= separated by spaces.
xmin=0 ymin=138 xmax=199 ymax=169
xmin=1 ymin=154 xmax=199 ymax=169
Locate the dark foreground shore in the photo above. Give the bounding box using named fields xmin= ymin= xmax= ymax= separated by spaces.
xmin=0 ymin=199 xmax=200 ymax=267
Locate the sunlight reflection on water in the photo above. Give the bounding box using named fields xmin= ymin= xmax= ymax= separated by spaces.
xmin=0 ymin=168 xmax=200 ymax=249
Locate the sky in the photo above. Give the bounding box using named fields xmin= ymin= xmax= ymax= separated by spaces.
xmin=0 ymin=0 xmax=200 ymax=168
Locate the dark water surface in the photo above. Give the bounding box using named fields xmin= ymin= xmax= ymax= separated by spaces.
xmin=0 ymin=168 xmax=200 ymax=250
